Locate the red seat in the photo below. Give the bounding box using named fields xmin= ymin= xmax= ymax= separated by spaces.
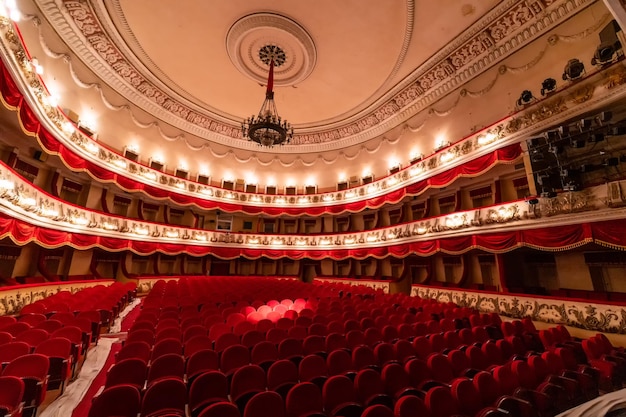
xmin=16 ymin=329 xmax=49 ymax=352
xmin=184 ymin=335 xmax=213 ymax=357
xmin=221 ymin=344 xmax=251 ymax=374
xmin=447 ymin=349 xmax=470 ymax=376
xmin=0 ymin=332 xmax=12 ymax=347
xmin=189 ymin=371 xmax=229 ymax=417
xmin=424 ymin=385 xmax=460 ymax=417
xmin=394 ymin=395 xmax=431 ymax=417
xmin=34 ymin=337 xmax=73 ymax=393
xmin=34 ymin=320 xmax=63 ymax=334
xmin=3 ymin=323 xmax=31 ymax=338
xmin=298 ymin=354 xmax=328 ymax=386
xmin=493 ymin=364 xmax=519 ymax=395
xmin=0 ymin=375 xmax=24 ymax=417
xmin=251 ymin=341 xmax=278 ymax=370
xmin=198 ymin=402 xmax=241 ymax=417
xmin=404 ymin=358 xmax=433 ymax=387
xmin=451 ymin=377 xmax=483 ymax=416
xmin=268 ymin=359 xmax=298 ymax=398
xmin=353 ymin=345 xmax=377 ymax=371
xmin=116 ymin=341 xmax=151 ymax=363
xmin=473 ymin=371 xmax=501 ymax=405
xmin=125 ymin=329 xmax=154 ymax=346
xmin=186 ymin=348 xmax=219 ymax=386
xmin=231 ymin=364 xmax=267 ymax=412
xmin=88 ymin=384 xmax=141 ymax=417
xmin=285 ymin=382 xmax=324 ymax=417
xmin=214 ymin=332 xmax=241 ymax=352
xmin=105 ymin=358 xmax=147 ymax=390
xmin=355 ymin=368 xmax=393 ymax=408
xmin=278 ymin=338 xmax=304 ymax=362
xmin=146 ymin=353 xmax=185 ymax=387
xmin=18 ymin=314 xmax=47 ymax=327
xmin=241 ymin=330 xmax=265 ymax=348
xmin=361 ymin=404 xmax=394 ymax=417
xmin=427 ymin=353 xmax=454 ymax=383
xmin=244 ymin=390 xmax=285 ymax=417
xmin=322 ymin=375 xmax=363 ymax=416
xmin=0 ymin=317 xmax=17 ymax=332
xmin=0 ymin=342 xmax=31 ymax=368
xmin=141 ymin=377 xmax=187 ymax=417
xmin=327 ymin=349 xmax=355 ymax=376
xmin=152 ymin=338 xmax=183 ymax=360
xmin=2 ymin=353 xmax=49 ymax=415
xmin=266 ymin=328 xmax=288 ymax=344
xmin=381 ymin=362 xmax=414 ymax=398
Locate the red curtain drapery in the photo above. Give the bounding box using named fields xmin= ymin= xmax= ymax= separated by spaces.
xmin=0 ymin=58 xmax=522 ymax=217
xmin=0 ymin=209 xmax=623 ymax=259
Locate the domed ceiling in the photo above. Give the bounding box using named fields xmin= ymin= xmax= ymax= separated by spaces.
xmin=10 ymin=0 xmax=606 ymax=188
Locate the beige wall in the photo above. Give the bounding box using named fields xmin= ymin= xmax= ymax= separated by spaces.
xmin=554 ymin=252 xmax=593 ymax=291
xmin=67 ymin=249 xmax=93 ymax=276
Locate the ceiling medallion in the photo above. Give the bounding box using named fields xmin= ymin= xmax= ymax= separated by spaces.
xmin=226 ymin=13 xmax=317 ymax=87
xmin=241 ymin=45 xmax=294 ymax=148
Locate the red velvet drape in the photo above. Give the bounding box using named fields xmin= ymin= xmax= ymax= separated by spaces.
xmin=0 ymin=208 xmax=622 ymax=259
xmin=0 ymin=57 xmax=522 ymax=217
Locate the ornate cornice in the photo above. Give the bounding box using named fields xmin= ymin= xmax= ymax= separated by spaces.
xmin=0 ymin=158 xmax=623 ymax=253
xmin=30 ymin=0 xmax=595 ymax=154
xmin=5 ymin=10 xmax=626 ymax=213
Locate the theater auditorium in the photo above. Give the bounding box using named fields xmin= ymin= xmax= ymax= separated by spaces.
xmin=1 ymin=1 xmax=626 ymax=416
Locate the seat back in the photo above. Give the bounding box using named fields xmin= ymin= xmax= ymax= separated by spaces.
xmin=141 ymin=377 xmax=187 ymax=417
xmin=88 ymin=384 xmax=141 ymax=417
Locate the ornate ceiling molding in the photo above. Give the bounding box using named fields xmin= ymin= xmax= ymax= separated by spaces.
xmin=29 ymin=0 xmax=596 ymax=154
xmin=225 ymin=13 xmax=317 ymax=87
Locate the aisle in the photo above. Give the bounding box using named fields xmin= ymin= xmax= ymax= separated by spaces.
xmin=39 ymin=298 xmax=143 ymax=417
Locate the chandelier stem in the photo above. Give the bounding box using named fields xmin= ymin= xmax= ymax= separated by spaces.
xmin=266 ymin=59 xmax=274 ymax=97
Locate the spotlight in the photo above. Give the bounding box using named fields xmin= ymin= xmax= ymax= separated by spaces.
xmin=540 ymin=78 xmax=557 ymax=95
xmin=610 ymin=126 xmax=626 ymax=136
xmin=516 ymin=90 xmax=535 ymax=107
xmin=557 ymin=125 xmax=569 ymax=137
xmin=544 ymin=130 xmax=560 ymax=142
xmin=536 ymin=174 xmax=550 ymax=186
xmin=580 ymin=164 xmax=597 ymax=173
xmin=530 ymin=152 xmax=544 ymax=163
xmin=592 ymin=42 xmax=617 ymax=66
xmin=540 ymin=189 xmax=557 ymax=198
xmin=588 ymin=133 xmax=605 ymax=143
xmin=570 ymin=138 xmax=585 ymax=148
xmin=562 ymin=59 xmax=585 ymax=81
xmin=548 ymin=144 xmax=563 ymax=154
xmin=597 ymin=111 xmax=612 ymax=125
xmin=577 ymin=119 xmax=592 ymax=131
xmin=563 ymin=183 xmax=578 ymax=192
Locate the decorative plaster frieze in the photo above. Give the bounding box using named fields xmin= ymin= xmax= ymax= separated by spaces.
xmin=0 ymin=159 xmax=623 ymax=253
xmin=4 ymin=11 xmax=626 ymax=211
xmin=0 ymin=280 xmax=112 ymax=316
xmin=412 ymin=285 xmax=626 ymax=334
xmin=29 ymin=0 xmax=595 ymax=153
xmin=316 ymin=278 xmax=391 ymax=294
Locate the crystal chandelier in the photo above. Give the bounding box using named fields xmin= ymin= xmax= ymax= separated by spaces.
xmin=242 ymin=45 xmax=293 ymax=147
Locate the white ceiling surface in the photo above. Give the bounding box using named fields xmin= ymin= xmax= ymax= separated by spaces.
xmin=15 ymin=0 xmax=608 ymax=188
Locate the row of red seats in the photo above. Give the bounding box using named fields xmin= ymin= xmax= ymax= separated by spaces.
xmin=90 ymin=277 xmax=623 ymax=417
xmin=0 ymin=348 xmax=70 ymax=417
xmin=18 ymin=282 xmax=136 ymax=322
